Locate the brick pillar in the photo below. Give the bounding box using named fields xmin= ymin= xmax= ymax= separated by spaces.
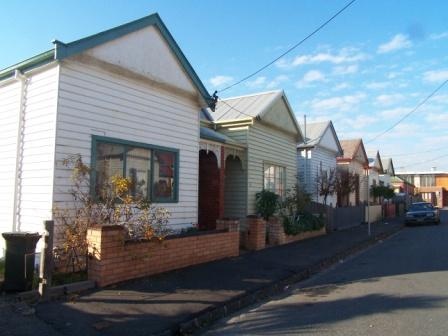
xmin=245 ymin=216 xmax=266 ymax=251
xmin=268 ymin=216 xmax=285 ymax=245
xmin=87 ymin=225 xmax=124 ymax=287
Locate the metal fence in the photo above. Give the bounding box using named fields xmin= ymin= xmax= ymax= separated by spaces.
xmin=305 ymin=202 xmax=366 ymax=232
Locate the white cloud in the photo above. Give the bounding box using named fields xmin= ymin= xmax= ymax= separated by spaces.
xmin=379 ymin=107 xmax=410 ymax=118
xmin=423 ymin=69 xmax=448 ymax=83
xmin=377 ymin=34 xmax=412 ymax=54
xmin=295 ymin=70 xmax=326 ymax=88
xmin=276 ymin=47 xmax=368 ymax=68
xmin=349 ymin=115 xmax=378 ymax=130
xmin=375 ymin=94 xmax=405 ymax=106
xmin=209 ymin=75 xmax=234 ymax=88
xmin=245 ymin=76 xmax=267 ymax=88
xmin=365 ymin=81 xmax=390 ymax=90
xmin=310 ymin=93 xmax=366 ymax=112
xmin=425 ymin=112 xmax=448 ymax=123
xmin=266 ymin=75 xmax=289 ymax=89
xmin=303 ymin=70 xmax=325 ymax=82
xmin=387 ymin=72 xmax=400 ymax=79
xmin=430 ymin=32 xmax=448 ymax=40
xmin=429 ymin=94 xmax=448 ymax=104
xmin=333 ymin=82 xmax=351 ymax=91
xmin=332 ymin=64 xmax=359 ymax=75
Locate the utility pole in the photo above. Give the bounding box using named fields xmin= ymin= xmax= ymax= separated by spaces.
xmin=303 ymin=115 xmax=307 ymax=193
xmin=366 ymin=169 xmax=371 ymax=236
xmin=39 ymin=220 xmax=54 ymax=299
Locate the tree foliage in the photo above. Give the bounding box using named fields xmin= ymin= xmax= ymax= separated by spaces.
xmin=335 ymin=169 xmax=358 ymax=204
xmin=316 ymin=168 xmax=337 ymax=205
xmin=255 ymin=190 xmax=279 ymax=220
xmin=370 ymin=185 xmax=395 ymax=200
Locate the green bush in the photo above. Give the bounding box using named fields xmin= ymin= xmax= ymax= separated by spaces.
xmin=283 ymin=211 xmax=324 ymax=236
xmin=255 ymin=190 xmax=279 ymax=220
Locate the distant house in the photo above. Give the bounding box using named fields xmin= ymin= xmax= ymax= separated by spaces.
xmin=0 ymin=14 xmax=215 ymax=256
xmin=396 ymin=169 xmax=448 ymax=208
xmin=391 ymin=175 xmax=415 ymax=195
xmin=380 ymin=158 xmax=395 ymax=187
xmin=367 ymin=151 xmax=384 ymax=204
xmin=199 ymin=90 xmax=303 ymax=228
xmin=297 ymin=121 xmax=343 ymax=207
xmin=337 ymin=139 xmax=369 ymax=206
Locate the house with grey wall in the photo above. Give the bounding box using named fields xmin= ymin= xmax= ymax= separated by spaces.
xmin=297 ymin=121 xmax=342 ymax=207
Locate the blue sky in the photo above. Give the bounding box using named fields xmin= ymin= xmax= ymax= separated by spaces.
xmin=2 ymin=0 xmax=448 ymax=171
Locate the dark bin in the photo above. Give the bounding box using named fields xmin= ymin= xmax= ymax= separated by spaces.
xmin=2 ymin=232 xmax=41 ymax=292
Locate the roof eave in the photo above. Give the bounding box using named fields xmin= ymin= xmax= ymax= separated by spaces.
xmin=0 ymin=50 xmax=55 ymax=81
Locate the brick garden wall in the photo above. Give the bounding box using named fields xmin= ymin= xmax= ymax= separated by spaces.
xmin=268 ymin=216 xmax=326 ymax=246
xmin=87 ymin=224 xmax=239 ymax=287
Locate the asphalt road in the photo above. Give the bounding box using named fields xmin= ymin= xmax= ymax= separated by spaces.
xmin=203 ymin=211 xmax=448 ymax=336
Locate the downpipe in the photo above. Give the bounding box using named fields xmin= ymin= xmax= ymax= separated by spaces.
xmin=12 ymin=69 xmax=28 ymax=232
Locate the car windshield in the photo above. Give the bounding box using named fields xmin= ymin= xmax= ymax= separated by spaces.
xmin=409 ymin=203 xmax=433 ymax=212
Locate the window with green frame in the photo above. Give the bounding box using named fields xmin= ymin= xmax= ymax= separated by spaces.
xmin=92 ymin=136 xmax=179 ymax=203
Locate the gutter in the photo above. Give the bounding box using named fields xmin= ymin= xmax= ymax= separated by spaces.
xmin=12 ymin=70 xmax=28 ymax=232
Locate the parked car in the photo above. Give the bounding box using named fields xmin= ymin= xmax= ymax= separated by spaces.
xmin=405 ymin=202 xmax=440 ymax=226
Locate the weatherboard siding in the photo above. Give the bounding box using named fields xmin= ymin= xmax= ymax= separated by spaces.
xmin=247 ymin=123 xmax=297 ymax=215
xmin=17 ymin=67 xmax=59 ymax=237
xmin=0 ymin=81 xmax=21 ymax=255
xmin=298 ymin=147 xmax=338 ymax=207
xmin=53 ymin=60 xmax=200 ymax=229
xmin=223 ymin=156 xmax=247 ymax=220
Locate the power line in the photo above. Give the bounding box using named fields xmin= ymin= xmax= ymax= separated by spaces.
xmin=217 ymin=0 xmax=358 ymax=93
xmin=382 ymin=145 xmax=448 ymax=157
xmin=217 ymin=98 xmax=255 ymax=119
xmin=365 ymin=78 xmax=448 ymax=144
xmin=397 ymin=152 xmax=448 ymax=169
xmin=217 ymin=98 xmax=323 ymax=144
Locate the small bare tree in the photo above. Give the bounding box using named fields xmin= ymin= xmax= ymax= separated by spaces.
xmin=335 ymin=169 xmax=358 ymax=207
xmin=316 ymin=168 xmax=337 ymax=205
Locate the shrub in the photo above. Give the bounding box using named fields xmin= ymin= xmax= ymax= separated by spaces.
xmin=54 ymin=154 xmax=171 ymax=272
xmin=282 ymin=211 xmax=324 ymax=236
xmin=255 ymin=190 xmax=279 ymax=220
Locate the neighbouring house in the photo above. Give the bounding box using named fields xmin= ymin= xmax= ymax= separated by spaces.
xmin=0 ymin=14 xmax=216 ymax=256
xmin=396 ymin=168 xmax=448 ymax=208
xmin=380 ymin=158 xmax=395 ymax=187
xmin=390 ymin=175 xmax=417 ymax=209
xmin=366 ymin=150 xmax=384 ymax=204
xmin=336 ymin=139 xmax=369 ymax=207
xmin=198 ymin=90 xmax=303 ymax=229
xmin=391 ymin=175 xmax=416 ymax=195
xmin=297 ymin=121 xmax=343 ymax=207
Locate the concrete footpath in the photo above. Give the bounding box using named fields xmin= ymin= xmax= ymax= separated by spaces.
xmin=4 ymin=219 xmax=402 ymax=336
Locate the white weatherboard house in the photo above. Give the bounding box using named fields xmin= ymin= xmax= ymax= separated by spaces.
xmin=0 ymin=14 xmax=215 ymax=256
xmin=297 ymin=121 xmax=343 ymax=207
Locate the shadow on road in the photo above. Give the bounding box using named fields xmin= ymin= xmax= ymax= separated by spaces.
xmin=207 ymin=293 xmax=446 ymax=335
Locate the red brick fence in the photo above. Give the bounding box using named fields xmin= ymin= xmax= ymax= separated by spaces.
xmin=87 ymin=223 xmax=239 ymax=287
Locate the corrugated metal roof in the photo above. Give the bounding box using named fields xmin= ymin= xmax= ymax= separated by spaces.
xmin=211 ymin=90 xmax=282 ymax=121
xmin=298 ymin=121 xmax=329 ymax=147
xmin=339 ymin=139 xmax=362 ymax=159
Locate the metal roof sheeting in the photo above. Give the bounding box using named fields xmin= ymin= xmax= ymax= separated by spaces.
xmin=211 ymin=90 xmax=282 ymax=121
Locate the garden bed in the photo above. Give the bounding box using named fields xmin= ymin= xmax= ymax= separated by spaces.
xmin=268 ymin=216 xmax=326 ymax=246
